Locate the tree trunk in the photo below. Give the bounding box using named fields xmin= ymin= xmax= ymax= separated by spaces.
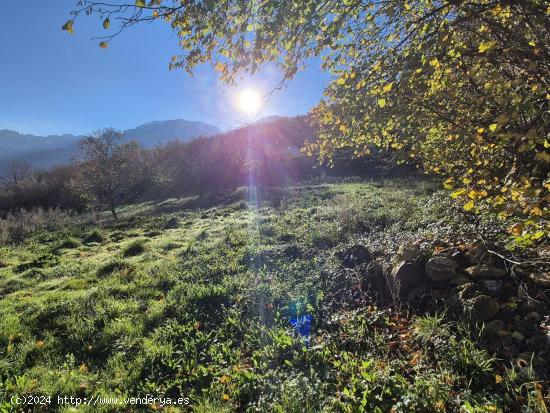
xmin=110 ymin=203 xmax=118 ymax=220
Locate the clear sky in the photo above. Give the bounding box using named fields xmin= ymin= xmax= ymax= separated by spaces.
xmin=0 ymin=2 xmax=330 ymax=136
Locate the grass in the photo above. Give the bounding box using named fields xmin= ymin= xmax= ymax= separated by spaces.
xmin=0 ymin=178 xmax=539 ymax=412
xmin=122 ymin=238 xmax=148 ymax=257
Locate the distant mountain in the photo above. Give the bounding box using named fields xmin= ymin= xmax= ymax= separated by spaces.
xmin=123 ymin=119 xmax=220 ymax=147
xmin=0 ymin=130 xmax=82 ymax=175
xmin=0 ymin=119 xmax=220 ymax=175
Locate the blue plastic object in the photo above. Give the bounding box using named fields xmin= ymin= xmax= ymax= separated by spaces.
xmin=290 ymin=314 xmax=312 ymax=345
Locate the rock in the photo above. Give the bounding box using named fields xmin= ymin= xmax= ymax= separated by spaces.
xmin=526 ymin=312 xmax=541 ymax=323
xmin=338 ymin=244 xmax=372 ymax=268
xmin=446 ymin=293 xmax=463 ymax=315
xmin=482 ymin=279 xmax=503 ymax=297
xmin=458 ymin=283 xmax=482 ymax=300
xmin=484 ymin=319 xmax=504 ymax=335
xmin=397 ymin=243 xmax=420 ymax=262
xmin=406 ymin=285 xmax=426 ymax=302
xmin=362 ymin=261 xmax=384 ymax=289
xmin=464 ymin=241 xmax=494 ymax=265
xmin=449 ymin=273 xmax=472 ymax=286
xmin=465 ymin=264 xmax=507 ymax=279
xmin=512 ymin=331 xmax=525 ymax=341
xmin=520 ymin=298 xmax=548 ymax=315
xmin=463 ymin=295 xmax=500 ymax=322
xmin=425 ymin=255 xmax=457 ymax=282
xmin=388 ymin=261 xmax=425 ymax=298
xmin=528 ymin=272 xmax=550 ymax=288
xmin=451 ymin=250 xmax=469 ymax=268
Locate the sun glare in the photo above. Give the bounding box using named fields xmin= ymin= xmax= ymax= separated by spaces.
xmin=237 ymin=89 xmax=262 ymax=115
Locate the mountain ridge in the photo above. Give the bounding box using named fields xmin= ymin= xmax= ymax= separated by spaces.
xmin=0 ymin=119 xmax=221 ymax=175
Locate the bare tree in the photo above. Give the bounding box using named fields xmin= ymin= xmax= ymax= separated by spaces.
xmin=77 ymin=128 xmax=144 ymax=219
xmin=1 ymin=159 xmax=32 ymax=186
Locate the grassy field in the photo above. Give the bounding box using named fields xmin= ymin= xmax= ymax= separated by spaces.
xmin=0 ymin=178 xmax=544 ymax=412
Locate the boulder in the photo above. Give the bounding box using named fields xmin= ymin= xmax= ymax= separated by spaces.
xmin=449 ymin=273 xmax=472 ymax=286
xmin=482 ymin=279 xmax=503 ymax=297
xmin=458 ymin=283 xmax=482 ymax=300
xmin=465 ymin=264 xmax=507 ymax=279
xmin=338 ymin=244 xmax=372 ymax=268
xmin=406 ymin=285 xmax=426 ymax=302
xmin=528 ymin=272 xmax=550 ymax=288
xmin=512 ymin=331 xmax=525 ymax=341
xmin=362 ymin=261 xmax=385 ymax=290
xmin=388 ymin=261 xmax=425 ymax=298
xmin=463 ymin=295 xmax=500 ymax=322
xmin=484 ymin=319 xmax=504 ymax=335
xmin=397 ymin=242 xmax=420 ymax=262
xmin=425 ymin=255 xmax=457 ymax=282
xmin=464 ymin=241 xmax=494 ymax=265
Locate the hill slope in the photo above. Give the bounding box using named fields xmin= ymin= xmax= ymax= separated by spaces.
xmin=0 ymin=179 xmax=546 ymax=411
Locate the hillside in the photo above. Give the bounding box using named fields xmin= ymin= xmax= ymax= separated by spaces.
xmin=0 ymin=179 xmax=547 ymax=411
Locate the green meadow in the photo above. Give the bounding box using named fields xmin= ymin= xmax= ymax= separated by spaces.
xmin=1 ymin=179 xmax=544 ymax=412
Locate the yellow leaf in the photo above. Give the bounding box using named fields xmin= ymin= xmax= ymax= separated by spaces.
xmin=214 ymin=62 xmax=227 ymax=72
xmin=336 ymin=77 xmax=346 ymax=85
xmin=462 ymin=177 xmax=472 ymax=184
xmin=429 ymin=58 xmax=440 ymax=68
xmin=135 ymin=0 xmax=146 ymax=7
xmin=377 ymin=98 xmax=386 ymax=108
xmin=383 ymin=82 xmax=393 ymax=93
xmin=489 ymin=123 xmax=498 ymax=132
xmin=479 ymin=41 xmax=497 ymax=53
xmin=451 ymin=189 xmax=466 ymax=199
xmin=103 ymin=18 xmax=110 ymax=29
xmin=463 ymin=200 xmax=475 ymax=211
xmin=99 ymin=41 xmax=108 ymax=49
xmin=62 ymin=20 xmax=74 ymax=34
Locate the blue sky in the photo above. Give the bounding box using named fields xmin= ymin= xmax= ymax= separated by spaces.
xmin=0 ymin=2 xmax=330 ymax=136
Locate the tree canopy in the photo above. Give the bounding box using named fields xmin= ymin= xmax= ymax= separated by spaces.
xmin=66 ymin=0 xmax=549 ymax=243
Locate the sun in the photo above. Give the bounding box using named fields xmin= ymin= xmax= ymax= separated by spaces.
xmin=236 ymin=89 xmax=262 ymax=114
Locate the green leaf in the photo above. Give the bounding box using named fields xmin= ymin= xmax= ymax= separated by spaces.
xmin=135 ymin=0 xmax=146 ymax=7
